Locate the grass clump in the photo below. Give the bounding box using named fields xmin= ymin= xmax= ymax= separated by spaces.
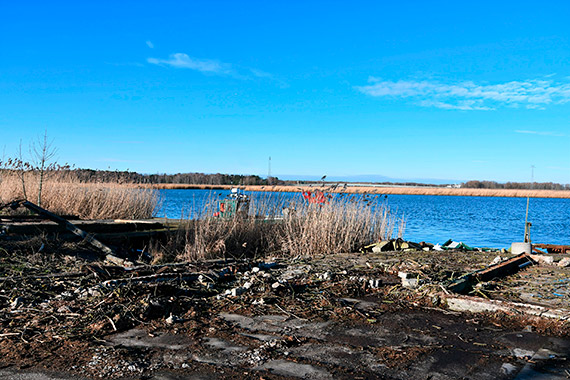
xmin=0 ymin=171 xmax=158 ymax=219
xmin=159 ymin=193 xmax=404 ymax=261
xmin=279 ymin=195 xmax=398 ymax=256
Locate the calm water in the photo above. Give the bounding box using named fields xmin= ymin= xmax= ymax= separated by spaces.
xmin=155 ymin=189 xmax=570 ymax=248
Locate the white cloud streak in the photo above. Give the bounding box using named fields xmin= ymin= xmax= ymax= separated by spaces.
xmin=146 ymin=40 xmax=154 ymax=48
xmin=357 ymin=77 xmax=570 ymax=110
xmin=147 ymin=53 xmax=285 ymax=86
xmin=148 ymin=53 xmax=235 ymax=75
xmin=515 ymin=130 xmax=566 ymax=137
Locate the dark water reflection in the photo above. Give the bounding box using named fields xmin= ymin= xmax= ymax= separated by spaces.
xmin=155 ymin=189 xmax=569 ymax=248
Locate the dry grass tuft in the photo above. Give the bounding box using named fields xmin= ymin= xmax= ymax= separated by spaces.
xmin=279 ymin=196 xmax=399 ymax=256
xmin=161 ymin=193 xmax=403 ymax=261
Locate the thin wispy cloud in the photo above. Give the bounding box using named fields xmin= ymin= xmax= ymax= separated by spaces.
xmin=148 ymin=53 xmax=234 ymax=75
xmin=515 ymin=130 xmax=566 ymax=137
xmin=147 ymin=53 xmax=286 ymax=86
xmin=146 ymin=40 xmax=154 ymax=48
xmin=357 ymin=77 xmax=570 ymax=110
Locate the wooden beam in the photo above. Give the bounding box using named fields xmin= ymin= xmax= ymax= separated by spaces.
xmin=17 ymin=200 xmax=132 ymax=267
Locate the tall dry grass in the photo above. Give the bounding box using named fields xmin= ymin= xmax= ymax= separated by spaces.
xmin=152 ymin=194 xmax=282 ymax=262
xmin=0 ymin=171 xmax=158 ymax=219
xmin=278 ymin=196 xmax=400 ymax=256
xmin=161 ymin=193 xmax=404 ymax=262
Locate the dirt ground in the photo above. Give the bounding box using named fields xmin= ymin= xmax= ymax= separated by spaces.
xmin=1 ymin=239 xmax=570 ymax=380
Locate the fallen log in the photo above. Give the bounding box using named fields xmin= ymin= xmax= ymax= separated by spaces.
xmin=7 ymin=200 xmax=133 ymax=267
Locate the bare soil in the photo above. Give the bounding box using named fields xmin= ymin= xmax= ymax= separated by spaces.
xmin=1 ymin=240 xmax=570 ymax=379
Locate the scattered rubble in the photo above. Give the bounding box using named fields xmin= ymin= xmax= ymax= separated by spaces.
xmin=1 ymin=214 xmax=570 ymax=378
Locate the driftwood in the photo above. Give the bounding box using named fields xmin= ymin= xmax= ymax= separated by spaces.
xmin=101 ymin=272 xmax=200 ymax=287
xmin=5 ymin=200 xmax=132 ymax=267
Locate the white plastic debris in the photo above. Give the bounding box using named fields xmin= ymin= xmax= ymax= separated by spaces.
xmin=10 ymin=297 xmax=24 ymax=309
xmin=490 ymin=256 xmax=502 ymax=265
xmin=402 ymin=278 xmax=420 ymax=289
xmin=231 ymin=287 xmax=246 ymax=297
xmin=558 ymin=257 xmax=570 ymax=267
xmin=530 ymin=255 xmax=554 ymax=265
xmin=368 ymin=279 xmax=381 ymax=288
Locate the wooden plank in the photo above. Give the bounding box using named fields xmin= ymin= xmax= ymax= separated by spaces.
xmin=447 ymin=253 xmax=535 ymax=294
xmin=475 ymin=253 xmax=534 ymax=282
xmin=18 ymin=200 xmax=132 ymax=267
xmin=3 ymin=220 xmax=166 ymax=235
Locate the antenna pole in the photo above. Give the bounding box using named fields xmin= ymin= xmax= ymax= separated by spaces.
xmin=268 ymin=156 xmax=272 ymax=185
xmin=524 ymin=165 xmax=535 ymax=243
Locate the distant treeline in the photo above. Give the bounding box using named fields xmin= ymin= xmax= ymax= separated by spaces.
xmin=63 ymin=169 xmax=283 ymax=186
xmin=3 ymin=167 xmax=568 ymax=190
xmin=461 ymin=180 xmax=570 ymax=190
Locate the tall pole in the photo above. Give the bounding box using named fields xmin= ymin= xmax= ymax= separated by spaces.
xmin=268 ymin=156 xmax=272 ymax=185
xmin=524 ymin=165 xmax=535 ymax=243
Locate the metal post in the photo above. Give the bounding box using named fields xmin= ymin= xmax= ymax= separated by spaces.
xmin=523 ymin=165 xmax=535 ymax=243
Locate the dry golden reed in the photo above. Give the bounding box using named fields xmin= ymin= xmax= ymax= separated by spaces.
xmin=278 ymin=195 xmax=400 ymax=256
xmin=0 ymin=171 xmax=157 ymax=219
xmin=157 ymin=193 xmax=403 ymax=261
xmin=143 ymin=183 xmax=570 ymax=199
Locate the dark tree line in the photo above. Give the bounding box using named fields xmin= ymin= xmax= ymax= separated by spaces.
xmin=60 ymin=169 xmax=282 ymax=186
xmin=461 ymin=180 xmax=570 ymax=190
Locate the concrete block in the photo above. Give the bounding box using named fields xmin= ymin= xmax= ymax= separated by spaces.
xmin=511 ymin=242 xmax=532 ymax=255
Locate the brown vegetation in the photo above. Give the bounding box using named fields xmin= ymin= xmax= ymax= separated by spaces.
xmin=143 ymin=183 xmax=570 ymax=198
xmin=151 ymin=194 xmax=403 ymax=261
xmin=0 ymin=171 xmax=158 ymax=219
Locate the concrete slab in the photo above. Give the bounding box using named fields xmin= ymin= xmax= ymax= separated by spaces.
xmin=255 ymin=359 xmax=332 ymax=379
xmin=107 ymin=329 xmax=194 ymax=350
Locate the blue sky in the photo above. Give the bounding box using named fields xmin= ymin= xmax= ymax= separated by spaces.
xmin=1 ymin=1 xmax=570 ymax=183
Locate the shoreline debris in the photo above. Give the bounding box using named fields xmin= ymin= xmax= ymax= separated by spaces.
xmin=447 ymin=253 xmax=536 ymax=294
xmin=2 ymin=200 xmax=133 ymax=266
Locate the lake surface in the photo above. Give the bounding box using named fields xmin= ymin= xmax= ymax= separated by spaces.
xmin=155 ymin=189 xmax=569 ymax=248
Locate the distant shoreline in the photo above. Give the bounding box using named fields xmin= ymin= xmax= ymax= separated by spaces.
xmin=140 ymin=183 xmax=570 ymax=199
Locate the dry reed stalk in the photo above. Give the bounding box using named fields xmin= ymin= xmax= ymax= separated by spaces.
xmin=163 ymin=192 xmax=404 ymax=261
xmin=279 ymin=196 xmax=400 ymax=256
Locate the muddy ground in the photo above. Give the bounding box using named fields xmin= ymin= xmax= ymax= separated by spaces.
xmin=1 ymin=239 xmax=570 ymax=379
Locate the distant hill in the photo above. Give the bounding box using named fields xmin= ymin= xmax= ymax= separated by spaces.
xmin=275 ymin=174 xmax=459 ymax=186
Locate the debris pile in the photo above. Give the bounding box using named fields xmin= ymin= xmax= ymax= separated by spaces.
xmin=1 ymin=205 xmax=570 ymax=378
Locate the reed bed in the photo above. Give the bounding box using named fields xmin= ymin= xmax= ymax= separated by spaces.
xmin=0 ymin=172 xmax=158 ymax=219
xmin=278 ymin=196 xmax=399 ymax=256
xmin=158 ymin=193 xmax=404 ymax=262
xmin=143 ymin=183 xmax=570 ymax=199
